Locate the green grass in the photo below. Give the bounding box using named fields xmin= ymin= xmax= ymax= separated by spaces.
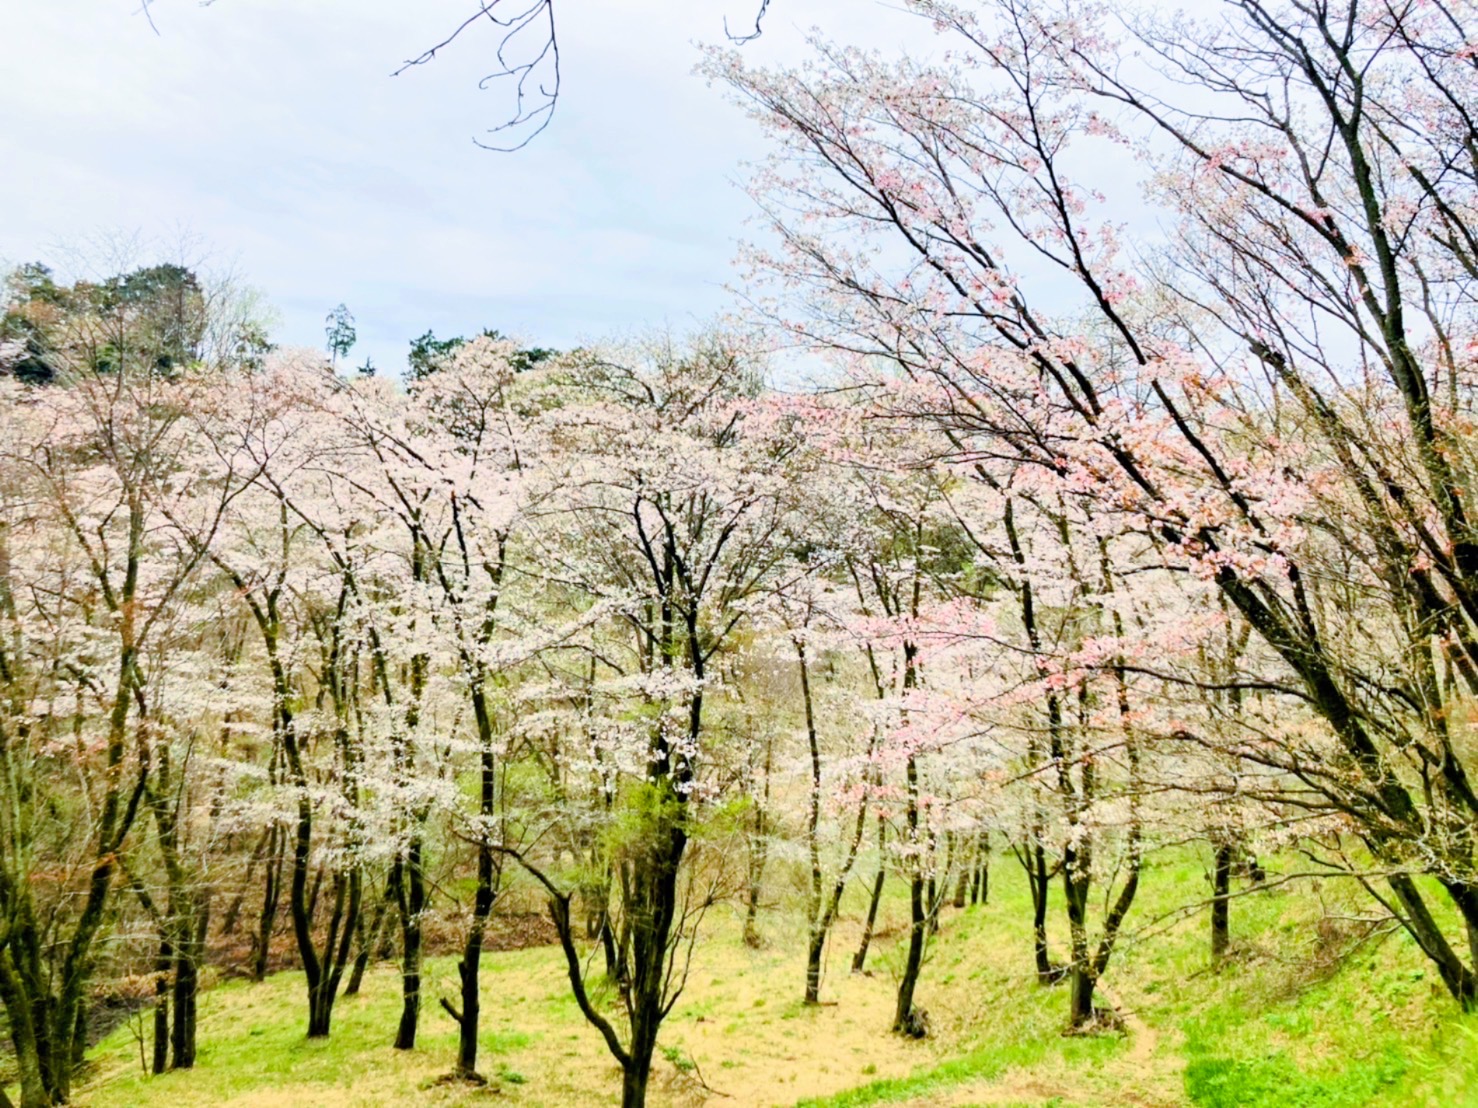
xmin=28 ymin=848 xmax=1478 ymax=1106
xmin=796 ymin=1035 xmax=1121 ymax=1107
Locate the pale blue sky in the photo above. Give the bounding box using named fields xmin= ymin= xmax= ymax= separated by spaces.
xmin=1 ymin=1 xmax=936 ymax=375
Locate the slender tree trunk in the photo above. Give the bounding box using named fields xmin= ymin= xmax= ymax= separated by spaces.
xmin=307 ymin=984 xmax=334 ymax=1039
xmin=743 ymin=729 xmax=773 ymax=950
xmin=804 ymin=929 xmax=827 ymax=1007
xmin=565 ymin=775 xmax=688 ymax=1108
xmin=307 ymin=863 xmax=325 ymax=929
xmin=70 ymin=1003 xmax=86 ymax=1074
xmin=451 ymin=837 xmax=495 ymax=1079
xmin=743 ymin=809 xmax=768 ymax=950
xmin=151 ymin=938 xmax=171 ymax=1076
xmin=1029 ymin=840 xmax=1055 ymax=984
xmin=893 ymin=751 xmax=927 ymax=1037
xmin=852 ymin=817 xmax=886 ymax=974
xmin=622 ymin=955 xmax=667 ymax=1108
xmin=0 ymin=949 xmax=47 ymax=1108
xmin=303 ymin=870 xmax=361 ymax=1041
xmin=344 ymin=890 xmax=388 ymax=997
xmin=597 ymin=913 xmax=621 ymax=982
xmin=170 ymin=901 xmax=207 ymax=1070
xmin=1211 ymin=841 xmax=1233 ymax=961
xmin=252 ymin=824 xmax=282 ymax=982
xmin=1061 ymin=754 xmax=1095 ymax=1031
xmin=392 ymin=836 xmax=426 ymax=1050
xmin=742 ymin=875 xmax=763 ymax=949
xmin=893 ymin=869 xmax=927 ymax=1036
xmin=1389 ymin=873 xmax=1478 ymax=1008
xmin=952 ymin=833 xmax=970 ymax=909
xmin=1068 ymin=962 xmax=1096 ymax=1028
xmin=171 ymin=956 xmax=198 ymax=1070
xmin=1246 ymin=852 xmax=1266 ymax=884
xmin=800 ymin=638 xmax=826 ymax=1004
xmin=1063 ymin=846 xmax=1096 ymax=1029
xmin=972 ymin=831 xmax=989 ymax=906
xmin=441 ymin=682 xmax=501 ymax=1080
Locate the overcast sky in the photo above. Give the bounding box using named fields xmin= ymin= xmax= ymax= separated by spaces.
xmin=0 ymin=1 xmax=939 ymax=375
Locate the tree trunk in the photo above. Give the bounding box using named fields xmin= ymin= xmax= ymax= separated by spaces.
xmin=451 ymin=876 xmax=490 ymax=1079
xmin=151 ymin=938 xmax=171 ymax=1076
xmin=1029 ymin=841 xmax=1055 ymax=985
xmin=893 ymin=869 xmax=927 ymax=1036
xmin=392 ymin=836 xmax=426 ymax=1050
xmin=307 ymin=980 xmax=335 ymax=1038
xmin=742 ymin=782 xmax=769 ymax=949
xmin=344 ymin=891 xmax=388 ymax=997
xmin=448 ymin=797 xmax=498 ymax=1078
xmin=804 ymin=929 xmax=826 ymax=1006
xmin=171 ymin=961 xmax=198 ymax=1070
xmin=295 ymin=857 xmax=362 ymax=1040
xmin=1068 ymin=965 xmax=1096 ymax=1029
xmin=1211 ymin=841 xmax=1232 ymax=961
xmin=742 ymin=877 xmax=763 ymax=949
xmin=893 ymin=751 xmax=927 ymax=1036
xmin=852 ymin=818 xmax=886 ymax=974
xmin=443 ymin=682 xmax=501 ymax=1080
xmin=620 ymin=813 xmax=685 ymax=1106
xmin=1063 ymin=847 xmax=1094 ymax=1029
xmin=952 ymin=835 xmax=970 ymax=909
xmin=621 ymin=1057 xmax=651 ymax=1108
xmin=0 ymin=949 xmax=47 ymax=1108
xmin=307 ymin=863 xmax=325 ymax=929
xmin=972 ymin=831 xmax=990 ymax=906
xmin=743 ymin=725 xmax=773 ymax=950
xmin=251 ymin=824 xmax=282 ymax=982
xmin=1390 ymin=873 xmax=1478 ymax=1009
xmin=800 ymin=638 xmax=827 ymax=1004
xmin=170 ymin=931 xmax=200 ymax=1068
xmin=600 ymin=914 xmax=622 ymax=982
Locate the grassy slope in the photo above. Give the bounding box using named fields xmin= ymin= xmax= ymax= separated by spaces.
xmin=53 ymin=852 xmax=1478 ymax=1107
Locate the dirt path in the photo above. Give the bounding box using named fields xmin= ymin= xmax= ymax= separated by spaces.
xmin=1097 ymin=982 xmax=1158 ymax=1071
xmin=889 ymin=984 xmax=1178 ymax=1108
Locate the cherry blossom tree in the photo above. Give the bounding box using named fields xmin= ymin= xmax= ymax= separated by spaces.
xmin=0 ymin=360 xmax=244 ymax=1103
xmin=195 ymin=354 xmax=383 ymax=1039
xmin=359 ymin=333 xmax=572 ymax=1076
xmin=711 ymin=0 xmax=1478 ymax=1010
xmin=497 ymin=332 xmax=813 ymax=1107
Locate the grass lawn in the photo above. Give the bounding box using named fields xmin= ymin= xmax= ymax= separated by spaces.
xmin=53 ymin=851 xmax=1478 ymax=1106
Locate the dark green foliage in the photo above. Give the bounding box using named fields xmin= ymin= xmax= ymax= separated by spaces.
xmin=406 ymin=327 xmax=555 ymax=382
xmin=3 ymin=260 xmax=217 ymax=382
xmin=2 ymin=262 xmax=64 ymax=384
xmin=102 ymin=263 xmax=207 ymax=375
xmin=324 ymin=303 xmax=356 ymax=365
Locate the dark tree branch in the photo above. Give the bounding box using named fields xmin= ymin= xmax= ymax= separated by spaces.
xmin=726 ymin=0 xmax=773 ymax=44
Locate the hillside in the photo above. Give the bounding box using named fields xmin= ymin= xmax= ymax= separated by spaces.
xmin=65 ymin=854 xmax=1478 ymax=1108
